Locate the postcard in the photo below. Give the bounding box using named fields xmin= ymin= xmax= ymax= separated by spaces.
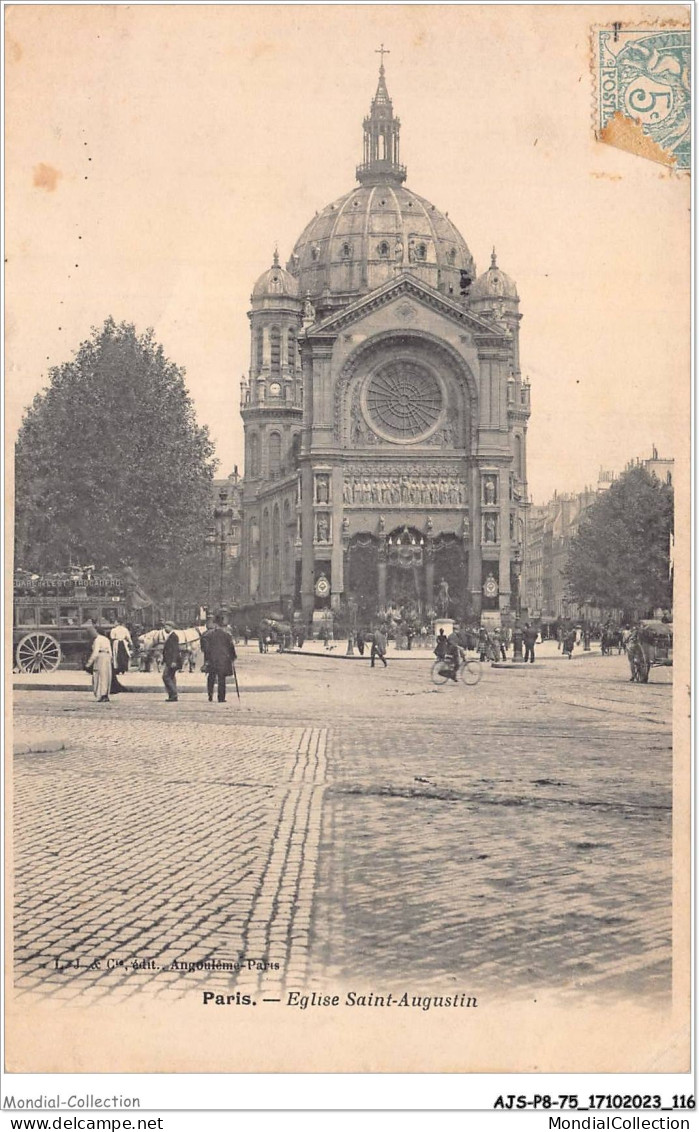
xmin=5 ymin=3 xmax=691 ymax=1076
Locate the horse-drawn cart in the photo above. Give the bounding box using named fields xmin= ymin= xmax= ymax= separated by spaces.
xmin=627 ymin=620 xmax=673 ymax=683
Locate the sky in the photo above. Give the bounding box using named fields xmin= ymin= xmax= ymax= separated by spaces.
xmin=6 ymin=4 xmax=689 ymax=504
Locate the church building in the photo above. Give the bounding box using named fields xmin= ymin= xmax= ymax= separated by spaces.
xmin=239 ymin=58 xmax=531 ymax=628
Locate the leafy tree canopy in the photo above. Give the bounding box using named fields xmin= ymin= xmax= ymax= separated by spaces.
xmin=15 ymin=318 xmax=218 ymax=602
xmin=564 ymin=465 xmax=673 ymax=617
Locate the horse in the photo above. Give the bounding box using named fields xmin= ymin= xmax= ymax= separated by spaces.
xmin=138 ymin=626 xmax=204 ymax=672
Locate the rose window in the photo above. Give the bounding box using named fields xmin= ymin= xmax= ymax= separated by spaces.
xmin=365 ymin=361 xmax=443 ymax=441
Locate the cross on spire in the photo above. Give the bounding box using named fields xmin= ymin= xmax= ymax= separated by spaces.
xmin=375 ymin=43 xmax=390 ymax=69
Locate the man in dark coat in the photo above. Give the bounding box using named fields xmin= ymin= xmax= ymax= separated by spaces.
xmin=523 ymin=623 xmax=538 ymax=664
xmin=202 ymin=613 xmax=237 ymax=702
xmin=162 ymin=622 xmax=180 ymax=702
xmin=370 ymin=626 xmax=388 ymax=668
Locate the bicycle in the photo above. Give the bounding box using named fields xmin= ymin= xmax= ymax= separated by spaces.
xmin=431 ymin=652 xmax=482 ymax=686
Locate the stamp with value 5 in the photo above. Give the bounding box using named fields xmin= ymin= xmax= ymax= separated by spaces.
xmin=594 ymin=26 xmax=690 ymax=169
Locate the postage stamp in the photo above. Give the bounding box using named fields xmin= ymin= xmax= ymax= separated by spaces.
xmin=594 ymin=26 xmax=691 ymax=169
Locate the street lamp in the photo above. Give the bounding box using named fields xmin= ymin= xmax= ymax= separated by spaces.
xmin=213 ymin=497 xmax=234 ymax=610
xmin=204 ymin=527 xmax=217 ymax=612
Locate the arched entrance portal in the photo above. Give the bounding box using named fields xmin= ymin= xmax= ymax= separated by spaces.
xmin=385 ymin=526 xmax=425 ymax=617
xmin=346 ymin=528 xmax=469 ymax=622
xmin=431 ymin=534 xmax=468 ymax=619
xmin=346 ymin=534 xmax=379 ymax=622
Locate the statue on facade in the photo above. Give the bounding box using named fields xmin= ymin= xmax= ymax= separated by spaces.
xmin=484 ymin=515 xmax=497 ymax=543
xmin=316 ymin=475 xmax=330 ymax=504
xmin=378 ymin=514 xmax=385 ymax=533
xmin=484 ymin=475 xmax=497 ymax=505
xmin=303 ymin=293 xmax=316 ymax=325
xmin=351 ymin=410 xmax=366 ymax=446
xmin=316 ymin=515 xmax=330 ymax=543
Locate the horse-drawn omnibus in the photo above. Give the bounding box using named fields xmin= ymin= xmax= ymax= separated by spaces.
xmin=627 ymin=619 xmax=673 ymax=683
xmin=13 ymin=567 xmax=153 ymax=672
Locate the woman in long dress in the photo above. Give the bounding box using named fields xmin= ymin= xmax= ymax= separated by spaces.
xmin=86 ymin=624 xmax=113 ymax=701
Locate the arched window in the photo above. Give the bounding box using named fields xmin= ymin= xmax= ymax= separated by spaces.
xmin=248 ymin=433 xmax=260 ymax=478
xmin=269 ymin=432 xmax=281 ymax=475
xmin=378 ymin=241 xmax=390 ymax=258
xmin=270 ymin=326 xmax=281 ymax=376
xmin=272 ymin=503 xmax=281 ymax=592
xmin=514 ymin=435 xmax=523 ymax=479
xmin=288 ymin=328 xmax=296 ymax=369
xmin=290 ymin=432 xmax=301 ymax=469
xmin=415 ymin=243 xmax=427 ymax=261
xmin=262 ymin=508 xmax=270 ymax=594
xmin=255 ymin=327 xmax=264 ymax=370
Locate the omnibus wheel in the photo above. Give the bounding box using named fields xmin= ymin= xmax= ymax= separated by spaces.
xmin=16 ymin=631 xmax=61 ymax=673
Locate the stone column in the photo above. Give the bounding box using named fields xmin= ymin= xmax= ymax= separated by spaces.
xmin=498 ymin=468 xmax=511 ymax=611
xmin=378 ymin=542 xmax=387 ymax=610
xmin=300 ymin=461 xmax=315 ymax=626
xmin=330 ymin=466 xmax=344 ymax=609
xmin=330 ymin=541 xmax=343 ymax=613
xmin=468 ymin=464 xmax=482 ymax=615
xmin=425 ymin=542 xmax=435 ymax=611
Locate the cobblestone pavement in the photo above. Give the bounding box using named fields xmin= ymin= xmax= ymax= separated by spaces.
xmin=12 ymin=643 xmax=673 ymax=1005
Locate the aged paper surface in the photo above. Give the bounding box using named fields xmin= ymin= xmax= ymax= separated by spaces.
xmin=5 ymin=3 xmax=690 ymax=1075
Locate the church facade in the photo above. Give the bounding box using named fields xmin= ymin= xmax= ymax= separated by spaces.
xmin=239 ymin=61 xmax=531 ymax=628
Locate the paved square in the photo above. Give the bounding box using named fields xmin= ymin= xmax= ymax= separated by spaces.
xmin=13 ymin=643 xmax=673 ymax=1005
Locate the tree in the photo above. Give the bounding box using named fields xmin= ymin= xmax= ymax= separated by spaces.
xmin=564 ymin=465 xmax=673 ymax=617
xmin=15 ymin=319 xmax=218 ymax=603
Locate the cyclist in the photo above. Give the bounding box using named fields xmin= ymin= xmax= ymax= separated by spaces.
xmin=442 ymin=630 xmax=463 ymax=681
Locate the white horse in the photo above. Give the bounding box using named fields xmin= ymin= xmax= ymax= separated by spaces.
xmin=138 ymin=626 xmax=204 ymax=672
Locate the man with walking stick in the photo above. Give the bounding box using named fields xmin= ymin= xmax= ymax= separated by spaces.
xmin=201 ymin=612 xmax=238 ymax=703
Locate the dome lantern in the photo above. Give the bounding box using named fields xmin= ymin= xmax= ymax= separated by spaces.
xmin=356 ymin=47 xmax=407 ymax=186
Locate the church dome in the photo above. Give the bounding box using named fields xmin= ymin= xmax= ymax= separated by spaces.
xmin=287 ymin=183 xmax=475 ymax=302
xmin=251 ymin=251 xmax=299 ymax=301
xmin=286 ymin=60 xmax=475 ymax=305
xmin=470 ymin=250 xmax=518 ymax=301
